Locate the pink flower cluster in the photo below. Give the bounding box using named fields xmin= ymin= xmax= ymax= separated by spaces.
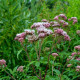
xmin=54 ymin=14 xmax=67 ymax=20
xmin=31 ymin=22 xmax=50 ymax=28
xmin=52 ymin=53 xmax=59 ymax=57
xmin=76 ymin=58 xmax=80 ymax=61
xmin=31 ymin=22 xmax=53 ymax=38
xmin=54 ymin=28 xmax=71 ymax=41
xmin=67 ymin=56 xmax=74 ymax=61
xmin=67 ymin=64 xmax=72 ymax=67
xmin=0 ymin=59 xmax=6 ymax=67
xmin=53 ymin=14 xmax=69 ymax=27
xmin=67 ymin=46 xmax=80 ymax=61
xmin=59 ymin=20 xmax=68 ymax=27
xmin=52 ymin=21 xmax=60 ymax=27
xmin=59 ymin=14 xmax=67 ymax=20
xmin=71 ymin=52 xmax=76 ymax=56
xmin=76 ymin=66 xmax=80 ymax=72
xmin=17 ymin=66 xmax=24 ymax=72
xmin=74 ymin=45 xmax=80 ymax=51
xmin=68 ymin=17 xmax=78 ymax=24
xmin=41 ymin=19 xmax=48 ymax=22
xmin=14 ymin=29 xmax=36 ymax=43
xmin=14 ymin=32 xmax=26 ymax=43
xmin=53 ymin=14 xmax=78 ymax=27
xmin=76 ymin=30 xmax=80 ymax=35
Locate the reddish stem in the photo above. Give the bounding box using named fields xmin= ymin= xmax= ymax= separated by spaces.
xmin=22 ymin=44 xmax=40 ymax=79
xmin=43 ymin=53 xmax=51 ymax=80
xmin=2 ymin=68 xmax=16 ymax=80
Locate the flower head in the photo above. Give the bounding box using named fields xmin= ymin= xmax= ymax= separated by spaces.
xmin=54 ymin=29 xmax=63 ymax=35
xmin=52 ymin=53 xmax=58 ymax=57
xmin=76 ymin=69 xmax=79 ymax=72
xmin=54 ymin=16 xmax=59 ymax=20
xmin=64 ymin=35 xmax=71 ymax=41
xmin=76 ymin=58 xmax=80 ymax=61
xmin=71 ymin=52 xmax=76 ymax=56
xmin=38 ymin=33 xmax=47 ymax=38
xmin=74 ymin=45 xmax=80 ymax=51
xmin=17 ymin=66 xmax=24 ymax=72
xmin=41 ymin=19 xmax=48 ymax=22
xmin=76 ymin=66 xmax=80 ymax=69
xmin=67 ymin=64 xmax=72 ymax=67
xmin=0 ymin=59 xmax=6 ymax=67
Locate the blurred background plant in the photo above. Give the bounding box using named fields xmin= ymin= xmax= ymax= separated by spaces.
xmin=0 ymin=0 xmax=80 ymax=79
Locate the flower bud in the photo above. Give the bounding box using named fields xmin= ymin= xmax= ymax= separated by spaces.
xmin=17 ymin=66 xmax=24 ymax=72
xmin=76 ymin=66 xmax=80 ymax=69
xmin=52 ymin=53 xmax=58 ymax=57
xmin=67 ymin=64 xmax=72 ymax=67
xmin=71 ymin=52 xmax=76 ymax=56
xmin=0 ymin=59 xmax=6 ymax=67
xmin=76 ymin=30 xmax=80 ymax=35
xmin=76 ymin=58 xmax=80 ymax=61
xmin=74 ymin=45 xmax=80 ymax=51
xmin=38 ymin=33 xmax=46 ymax=38
xmin=76 ymin=69 xmax=79 ymax=72
xmin=41 ymin=19 xmax=48 ymax=22
xmin=64 ymin=35 xmax=71 ymax=41
xmin=54 ymin=16 xmax=59 ymax=20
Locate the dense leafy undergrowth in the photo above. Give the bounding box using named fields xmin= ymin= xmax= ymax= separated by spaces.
xmin=0 ymin=0 xmax=80 ymax=80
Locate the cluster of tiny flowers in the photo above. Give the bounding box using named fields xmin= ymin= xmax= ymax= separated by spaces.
xmin=31 ymin=22 xmax=50 ymax=28
xmin=0 ymin=59 xmax=6 ymax=67
xmin=17 ymin=66 xmax=24 ymax=72
xmin=54 ymin=14 xmax=67 ymax=20
xmin=76 ymin=66 xmax=80 ymax=72
xmin=76 ymin=30 xmax=80 ymax=36
xmin=38 ymin=27 xmax=53 ymax=38
xmin=53 ymin=14 xmax=78 ymax=28
xmin=67 ymin=56 xmax=74 ymax=61
xmin=59 ymin=20 xmax=68 ymax=27
xmin=68 ymin=17 xmax=78 ymax=24
xmin=74 ymin=45 xmax=80 ymax=51
xmin=52 ymin=21 xmax=60 ymax=27
xmin=41 ymin=19 xmax=48 ymax=22
xmin=69 ymin=48 xmax=80 ymax=61
xmin=53 ymin=14 xmax=68 ymax=27
xmin=54 ymin=28 xmax=71 ymax=41
xmin=24 ymin=29 xmax=35 ymax=35
xmin=14 ymin=29 xmax=38 ymax=43
xmin=24 ymin=29 xmax=38 ymax=42
xmin=52 ymin=53 xmax=59 ymax=57
xmin=14 ymin=32 xmax=26 ymax=43
xmin=67 ymin=64 xmax=72 ymax=67
xmin=31 ymin=21 xmax=53 ymax=38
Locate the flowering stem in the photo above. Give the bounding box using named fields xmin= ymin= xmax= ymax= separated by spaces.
xmin=52 ymin=61 xmax=54 ymax=76
xmin=39 ymin=39 xmax=43 ymax=60
xmin=35 ymin=47 xmax=39 ymax=60
xmin=2 ymin=68 xmax=16 ymax=80
xmin=22 ymin=44 xmax=40 ymax=79
xmin=60 ymin=61 xmax=69 ymax=80
xmin=43 ymin=53 xmax=51 ymax=80
xmin=38 ymin=39 xmax=43 ymax=80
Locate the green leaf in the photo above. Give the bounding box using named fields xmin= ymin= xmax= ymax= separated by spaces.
xmin=62 ymin=75 xmax=70 ymax=80
xmin=0 ymin=76 xmax=10 ymax=79
xmin=17 ymin=49 xmax=23 ymax=59
xmin=53 ymin=69 xmax=60 ymax=76
xmin=35 ymin=61 xmax=40 ymax=68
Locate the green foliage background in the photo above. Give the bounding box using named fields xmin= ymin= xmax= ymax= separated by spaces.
xmin=0 ymin=0 xmax=80 ymax=79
